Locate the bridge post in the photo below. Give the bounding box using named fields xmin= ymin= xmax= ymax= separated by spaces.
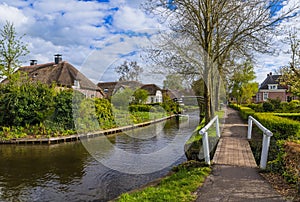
xmin=202 ymin=132 xmax=210 ymax=165
xmin=247 ymin=118 xmax=252 ymax=139
xmin=260 ymin=134 xmax=271 ymax=169
xmin=216 ymin=117 xmax=220 ymax=138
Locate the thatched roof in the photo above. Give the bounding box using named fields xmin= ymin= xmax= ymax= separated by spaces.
xmin=7 ymin=61 xmax=104 ymax=95
xmin=141 ymin=84 xmax=162 ymax=96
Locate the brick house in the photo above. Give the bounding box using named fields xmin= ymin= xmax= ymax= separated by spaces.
xmin=2 ymin=54 xmax=104 ymax=98
xmin=256 ymin=72 xmax=295 ymax=102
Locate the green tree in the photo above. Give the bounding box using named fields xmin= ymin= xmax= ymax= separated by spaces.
xmin=132 ymin=88 xmax=148 ymax=104
xmin=0 ymin=80 xmax=55 ymax=126
xmin=111 ymin=88 xmax=134 ymax=109
xmin=0 ymin=21 xmax=29 ymax=80
xmin=52 ymin=89 xmax=75 ymax=130
xmin=230 ymin=61 xmax=258 ymax=104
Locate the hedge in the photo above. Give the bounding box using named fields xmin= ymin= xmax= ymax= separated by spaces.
xmin=272 ymin=113 xmax=300 ymax=121
xmin=253 ymin=113 xmax=300 ymax=140
xmin=229 ymin=104 xmax=255 ymax=120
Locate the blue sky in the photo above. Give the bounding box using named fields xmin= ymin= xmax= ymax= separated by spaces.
xmin=0 ymin=0 xmax=299 ymax=84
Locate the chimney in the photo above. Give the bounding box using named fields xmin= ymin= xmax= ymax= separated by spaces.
xmin=30 ymin=60 xmax=37 ymax=66
xmin=54 ymin=54 xmax=62 ymax=64
xmin=269 ymin=72 xmax=272 ymax=76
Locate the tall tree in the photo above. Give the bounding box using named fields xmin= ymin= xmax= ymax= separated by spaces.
xmin=115 ymin=61 xmax=143 ymax=81
xmin=229 ymin=61 xmax=258 ymax=104
xmin=163 ymin=74 xmax=184 ymax=90
xmin=0 ymin=21 xmax=29 ymax=80
xmin=145 ymin=0 xmax=298 ymax=123
xmin=279 ymin=28 xmax=300 ymax=96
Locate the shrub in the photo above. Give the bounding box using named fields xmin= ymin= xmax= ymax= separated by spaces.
xmin=239 ymin=106 xmax=255 ymax=120
xmin=263 ymin=102 xmax=274 ymax=112
xmin=52 ymin=90 xmax=74 ymax=130
xmin=272 ymin=113 xmax=300 ymax=121
xmin=0 ymin=81 xmax=55 ymax=126
xmin=229 ymin=104 xmax=255 ymax=120
xmin=254 ymin=113 xmax=300 ymax=140
xmin=129 ymin=104 xmax=151 ymax=112
xmin=268 ymin=98 xmax=281 ymax=110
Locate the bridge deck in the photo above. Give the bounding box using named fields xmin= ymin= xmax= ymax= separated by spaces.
xmin=195 ymin=107 xmax=285 ymax=201
xmin=212 ymin=110 xmax=257 ymax=167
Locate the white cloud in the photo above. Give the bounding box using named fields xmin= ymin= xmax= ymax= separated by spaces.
xmin=254 ymin=1 xmax=300 ymax=84
xmin=0 ymin=3 xmax=29 ymax=29
xmin=114 ymin=6 xmax=160 ymax=31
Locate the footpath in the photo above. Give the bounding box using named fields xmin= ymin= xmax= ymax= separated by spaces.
xmin=195 ymin=107 xmax=286 ymax=202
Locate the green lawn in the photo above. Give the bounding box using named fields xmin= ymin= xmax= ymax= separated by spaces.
xmin=115 ymin=161 xmax=211 ymax=202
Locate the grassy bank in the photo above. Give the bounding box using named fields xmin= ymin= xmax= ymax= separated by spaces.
xmin=114 ymin=161 xmax=211 ymax=202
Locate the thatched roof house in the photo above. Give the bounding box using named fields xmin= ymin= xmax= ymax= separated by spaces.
xmin=2 ymin=55 xmax=104 ymax=98
xmin=141 ymin=84 xmax=163 ymax=103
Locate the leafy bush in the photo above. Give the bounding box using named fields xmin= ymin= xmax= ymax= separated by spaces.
xmin=229 ymin=104 xmax=255 ymax=120
xmin=254 ymin=113 xmax=300 ymax=140
xmin=94 ymin=98 xmax=115 ymax=129
xmin=52 ymin=90 xmax=75 ymax=130
xmin=0 ymin=81 xmax=55 ymax=126
xmin=129 ymin=104 xmax=151 ymax=112
xmin=262 ymin=102 xmax=274 ymax=112
xmin=268 ymin=98 xmax=281 ymax=110
xmin=272 ymin=113 xmax=300 ymax=121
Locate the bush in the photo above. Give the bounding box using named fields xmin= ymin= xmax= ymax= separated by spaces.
xmin=52 ymin=90 xmax=75 ymax=130
xmin=272 ymin=113 xmax=300 ymax=121
xmin=268 ymin=98 xmax=281 ymax=110
xmin=229 ymin=104 xmax=255 ymax=120
xmin=129 ymin=104 xmax=151 ymax=112
xmin=0 ymin=81 xmax=55 ymax=126
xmin=262 ymin=102 xmax=274 ymax=112
xmin=254 ymin=113 xmax=300 ymax=140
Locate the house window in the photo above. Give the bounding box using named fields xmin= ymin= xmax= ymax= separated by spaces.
xmin=268 ymin=84 xmax=277 ymax=90
xmin=151 ymin=97 xmax=154 ymax=103
xmin=74 ymin=80 xmax=80 ymax=88
xmin=263 ymin=92 xmax=268 ymax=101
xmin=104 ymin=88 xmax=109 ymax=93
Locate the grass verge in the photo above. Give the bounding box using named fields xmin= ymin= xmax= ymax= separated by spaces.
xmin=114 ymin=161 xmax=211 ymax=202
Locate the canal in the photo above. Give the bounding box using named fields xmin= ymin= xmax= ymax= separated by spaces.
xmin=0 ymin=111 xmax=199 ymax=201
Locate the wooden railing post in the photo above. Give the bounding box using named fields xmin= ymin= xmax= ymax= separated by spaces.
xmin=199 ymin=115 xmax=220 ymax=165
xmin=247 ymin=116 xmax=273 ymax=169
xmin=202 ymin=132 xmax=210 ymax=165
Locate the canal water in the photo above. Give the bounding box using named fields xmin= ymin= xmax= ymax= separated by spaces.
xmin=0 ymin=111 xmax=199 ymax=202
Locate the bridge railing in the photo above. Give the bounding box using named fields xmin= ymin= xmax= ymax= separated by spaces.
xmin=199 ymin=115 xmax=220 ymax=165
xmin=247 ymin=116 xmax=273 ymax=169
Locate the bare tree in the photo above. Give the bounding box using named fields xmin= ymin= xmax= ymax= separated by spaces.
xmin=279 ymin=28 xmax=300 ymax=96
xmin=144 ymin=0 xmax=299 ymax=123
xmin=115 ymin=61 xmax=143 ymax=81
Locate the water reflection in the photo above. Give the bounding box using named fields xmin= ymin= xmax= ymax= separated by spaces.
xmin=0 ymin=111 xmax=199 ymax=201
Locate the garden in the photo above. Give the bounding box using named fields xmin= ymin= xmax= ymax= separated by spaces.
xmin=0 ymin=78 xmax=179 ymax=141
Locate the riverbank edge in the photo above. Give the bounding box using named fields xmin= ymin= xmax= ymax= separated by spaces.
xmin=0 ymin=115 xmax=177 ymax=145
xmin=110 ymin=161 xmax=211 ymax=202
